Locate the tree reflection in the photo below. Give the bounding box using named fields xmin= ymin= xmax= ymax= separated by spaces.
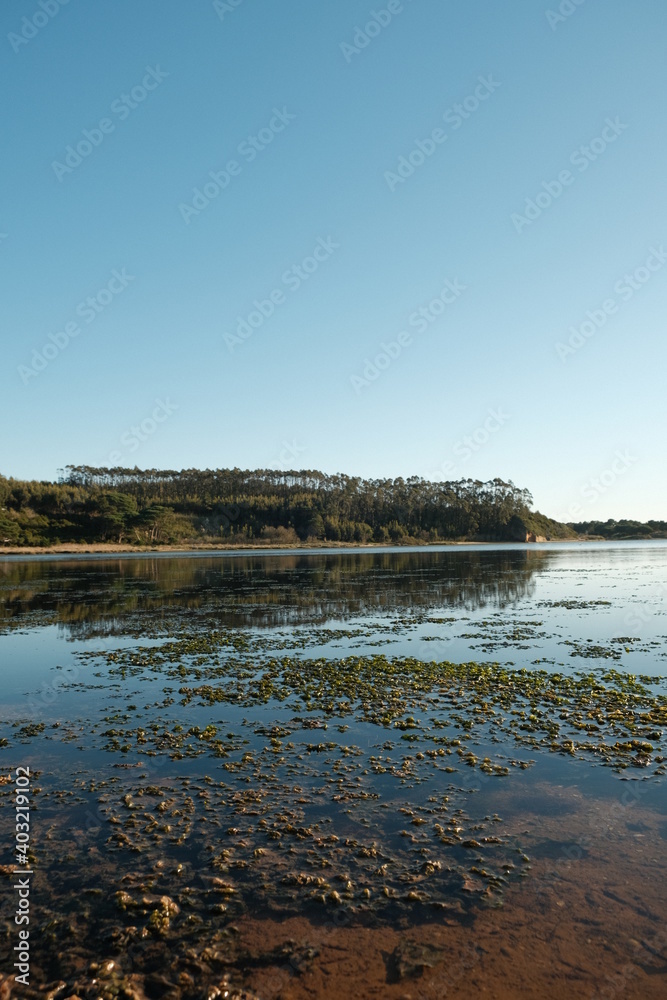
xmin=0 ymin=549 xmax=554 ymax=637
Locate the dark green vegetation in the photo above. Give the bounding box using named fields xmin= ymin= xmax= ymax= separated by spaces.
xmin=0 ymin=465 xmax=574 ymax=546
xmin=570 ymin=519 xmax=667 ymax=540
xmin=82 ymin=628 xmax=667 ymax=774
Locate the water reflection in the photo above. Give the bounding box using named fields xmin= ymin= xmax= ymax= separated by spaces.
xmin=0 ymin=548 xmax=553 ymax=637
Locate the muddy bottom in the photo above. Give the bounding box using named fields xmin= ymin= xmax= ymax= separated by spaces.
xmin=232 ymin=882 xmax=666 ymax=1000
xmin=1 ymin=792 xmax=665 ymax=999
xmin=232 ymin=799 xmax=667 ymax=1000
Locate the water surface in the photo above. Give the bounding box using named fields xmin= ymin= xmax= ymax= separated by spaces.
xmin=1 ymin=543 xmax=666 ymax=998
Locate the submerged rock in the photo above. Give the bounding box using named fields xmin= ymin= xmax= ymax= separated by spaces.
xmin=388 ymin=939 xmax=450 ymax=981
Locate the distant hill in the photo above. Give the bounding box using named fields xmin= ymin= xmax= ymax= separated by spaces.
xmin=512 ymin=510 xmax=578 ymax=542
xmin=569 ymin=519 xmax=667 ymax=540
xmin=1 ymin=465 xmax=577 ymax=547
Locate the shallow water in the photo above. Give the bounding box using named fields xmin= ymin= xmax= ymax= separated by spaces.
xmin=0 ymin=542 xmax=666 ymax=998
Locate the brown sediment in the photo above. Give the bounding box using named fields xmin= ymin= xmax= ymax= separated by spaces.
xmin=229 ymin=886 xmax=666 ymax=1000
xmin=1 ymin=787 xmax=663 ymax=998
xmin=200 ymin=785 xmax=667 ymax=998
xmin=229 ymin=797 xmax=667 ymax=1000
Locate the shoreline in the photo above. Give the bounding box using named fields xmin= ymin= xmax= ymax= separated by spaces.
xmin=0 ymin=537 xmax=616 ymax=556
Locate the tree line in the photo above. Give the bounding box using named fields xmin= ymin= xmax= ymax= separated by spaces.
xmin=0 ymin=465 xmax=572 ymax=547
xmin=570 ymin=519 xmax=667 ymax=540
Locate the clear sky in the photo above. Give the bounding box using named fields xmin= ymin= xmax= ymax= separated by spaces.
xmin=1 ymin=0 xmax=665 ymax=522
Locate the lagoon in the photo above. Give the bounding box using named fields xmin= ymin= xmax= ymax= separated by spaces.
xmin=1 ymin=542 xmax=666 ymax=997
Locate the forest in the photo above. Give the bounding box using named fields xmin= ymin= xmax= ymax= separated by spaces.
xmin=0 ymin=466 xmax=575 ymax=547
xmin=570 ymin=519 xmax=667 ymax=540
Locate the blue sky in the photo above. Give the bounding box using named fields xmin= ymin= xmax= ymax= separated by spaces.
xmin=1 ymin=0 xmax=665 ymax=521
